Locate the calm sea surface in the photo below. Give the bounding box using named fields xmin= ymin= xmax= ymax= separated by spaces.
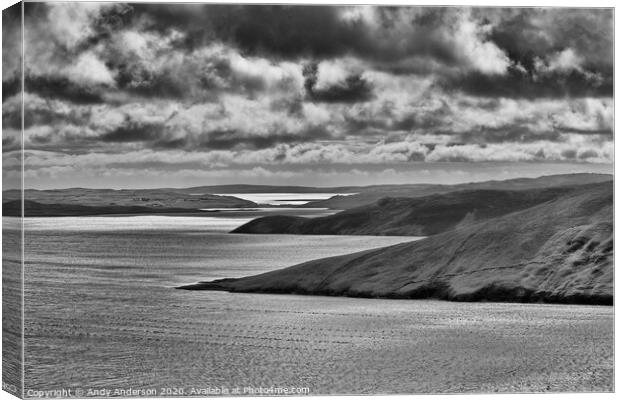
xmin=209 ymin=193 xmax=355 ymax=206
xmin=4 ymin=215 xmax=613 ymax=394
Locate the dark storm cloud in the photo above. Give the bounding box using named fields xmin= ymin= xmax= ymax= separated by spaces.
xmin=2 ymin=135 xmax=18 ymax=151
xmin=343 ymin=110 xmax=442 ymax=135
xmin=126 ymin=5 xmax=492 ymax=71
xmin=130 ymin=4 xmax=367 ymax=58
xmin=459 ymin=125 xmax=561 ymax=144
xmin=133 ymin=6 xmax=466 ymax=67
xmin=2 ymin=75 xmax=20 ymax=100
xmin=100 ymin=117 xmax=165 ymax=143
xmin=18 ymin=5 xmax=614 ymax=103
xmin=219 ymin=6 xmax=360 ymax=59
xmin=2 ymin=2 xmax=22 ymax=80
xmin=25 ymin=109 xmax=88 ymax=130
xmin=4 ymin=96 xmax=93 ymax=131
xmin=469 ymin=8 xmax=613 ymax=98
xmin=117 ymin=5 xmax=613 ymax=99
xmin=3 ymin=1 xmax=22 ymax=112
xmin=482 ymin=8 xmax=613 ymax=72
xmin=555 ymin=126 xmax=613 ymax=137
xmin=343 ymin=99 xmax=451 ymax=134
xmin=270 ymin=97 xmax=304 ymax=117
xmin=114 ymin=66 xmax=188 ymax=100
xmin=2 ymin=110 xmax=20 ymax=131
xmin=98 ymin=113 xmax=334 ymax=151
xmin=439 ymin=66 xmax=613 ymax=99
xmin=392 ymin=113 xmax=444 ymax=131
xmin=146 ymin=6 xmax=500 ymax=77
xmin=197 ymin=125 xmax=332 ymax=151
xmin=25 ymin=75 xmax=106 ymax=104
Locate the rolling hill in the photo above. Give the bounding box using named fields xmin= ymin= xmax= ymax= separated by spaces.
xmin=300 ymin=173 xmax=612 ymax=209
xmin=232 ymin=185 xmax=586 ymax=236
xmin=181 ymin=181 xmax=613 ymax=305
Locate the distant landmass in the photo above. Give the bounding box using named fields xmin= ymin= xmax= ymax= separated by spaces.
xmin=2 ymin=188 xmax=257 ymax=217
xmin=2 ymin=200 xmax=195 ymax=217
xmin=181 ymin=180 xmax=613 ymax=305
xmin=2 ymin=173 xmax=611 ymax=217
xmin=175 ymin=184 xmax=359 ymax=194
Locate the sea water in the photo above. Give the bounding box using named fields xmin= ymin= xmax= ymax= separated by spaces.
xmin=3 ymin=216 xmax=612 ymax=394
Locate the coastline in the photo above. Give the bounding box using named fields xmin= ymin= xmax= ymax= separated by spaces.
xmin=178 ymin=279 xmax=613 ymax=306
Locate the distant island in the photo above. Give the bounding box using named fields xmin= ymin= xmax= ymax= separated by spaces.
xmin=180 ymin=175 xmax=613 ymax=305
xmin=2 ymin=188 xmax=258 ymax=217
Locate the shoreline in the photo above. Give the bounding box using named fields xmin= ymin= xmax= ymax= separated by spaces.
xmin=177 ymin=279 xmax=613 ymax=306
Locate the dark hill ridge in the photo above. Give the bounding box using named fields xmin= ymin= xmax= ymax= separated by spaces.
xmin=2 ymin=200 xmax=194 ymax=217
xmin=180 ymin=181 xmax=613 ymax=305
xmin=301 ymin=173 xmax=612 ymax=209
xmin=232 ymin=184 xmax=591 ymax=236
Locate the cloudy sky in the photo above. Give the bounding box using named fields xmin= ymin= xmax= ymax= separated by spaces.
xmin=2 ymin=3 xmax=613 ymax=189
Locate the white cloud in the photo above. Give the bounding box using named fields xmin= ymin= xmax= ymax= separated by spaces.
xmin=426 ymin=139 xmax=612 ymax=163
xmin=46 ymin=3 xmax=111 ymax=49
xmin=228 ymin=52 xmax=304 ymax=93
xmin=337 ymin=7 xmax=511 ymax=75
xmin=451 ymin=10 xmax=511 ymax=74
xmin=537 ymin=48 xmax=584 ymax=73
xmin=314 ymin=58 xmax=365 ymax=90
xmin=67 ymin=51 xmax=116 ymax=86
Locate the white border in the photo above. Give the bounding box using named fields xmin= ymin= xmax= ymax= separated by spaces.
xmin=0 ymin=2 xmax=616 ymax=400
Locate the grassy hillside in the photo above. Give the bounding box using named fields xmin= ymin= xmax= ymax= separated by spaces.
xmin=182 ymin=181 xmax=613 ymax=305
xmin=233 ymin=185 xmax=589 ymax=236
xmin=302 ymin=173 xmax=612 ymax=209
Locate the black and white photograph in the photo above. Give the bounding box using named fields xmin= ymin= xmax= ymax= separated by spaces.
xmin=1 ymin=1 xmax=615 ymax=397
